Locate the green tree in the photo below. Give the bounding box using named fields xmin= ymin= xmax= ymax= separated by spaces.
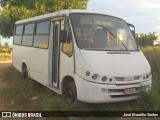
xmin=136 ymin=32 xmax=158 ymax=47
xmin=1 ymin=0 xmax=36 ymax=9
xmin=0 ymin=36 xmax=2 ymax=53
xmin=0 ymin=0 xmax=89 ymax=37
xmin=0 ymin=42 xmax=2 ymax=53
xmin=3 ymin=42 xmax=10 ymax=53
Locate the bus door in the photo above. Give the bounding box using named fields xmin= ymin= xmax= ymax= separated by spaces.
xmin=48 ymin=19 xmax=64 ymax=88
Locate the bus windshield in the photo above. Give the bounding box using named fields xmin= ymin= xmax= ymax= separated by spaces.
xmin=70 ymin=13 xmax=138 ymax=51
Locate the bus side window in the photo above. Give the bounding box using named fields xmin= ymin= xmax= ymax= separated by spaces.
xmin=22 ymin=23 xmax=35 ymax=46
xmin=33 ymin=21 xmax=50 ymax=49
xmin=14 ymin=25 xmax=23 ymax=45
xmin=62 ymin=20 xmax=73 ymax=57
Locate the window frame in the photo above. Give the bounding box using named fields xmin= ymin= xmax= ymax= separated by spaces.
xmin=13 ymin=24 xmax=24 ymax=45
xmin=21 ymin=23 xmax=35 ymax=47
xmin=13 ymin=35 xmax=23 ymax=45
xmin=22 ymin=35 xmax=34 ymax=47
xmin=69 ymin=13 xmax=139 ymax=51
xmin=33 ymin=20 xmax=51 ymax=49
xmin=24 ymin=23 xmax=35 ymax=35
xmin=15 ymin=24 xmax=24 ymax=35
xmin=13 ymin=19 xmax=51 ymax=49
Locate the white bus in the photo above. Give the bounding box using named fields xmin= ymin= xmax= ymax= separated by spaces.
xmin=13 ymin=10 xmax=152 ymax=103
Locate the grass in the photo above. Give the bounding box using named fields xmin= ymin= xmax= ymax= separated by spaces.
xmin=0 ymin=46 xmax=160 ymax=119
xmin=1 ymin=66 xmax=143 ymax=112
xmin=138 ymin=46 xmax=160 ymax=110
xmin=0 ymin=53 xmax=12 ymax=61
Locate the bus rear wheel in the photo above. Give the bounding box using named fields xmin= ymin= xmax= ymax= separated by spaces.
xmin=67 ymin=82 xmax=77 ymax=103
xmin=22 ymin=67 xmax=28 ymax=80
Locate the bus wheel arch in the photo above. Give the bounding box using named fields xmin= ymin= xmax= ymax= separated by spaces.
xmin=21 ymin=62 xmax=28 ymax=80
xmin=62 ymin=76 xmax=77 ymax=102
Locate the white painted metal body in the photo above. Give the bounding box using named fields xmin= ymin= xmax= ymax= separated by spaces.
xmin=13 ymin=10 xmax=152 ymax=103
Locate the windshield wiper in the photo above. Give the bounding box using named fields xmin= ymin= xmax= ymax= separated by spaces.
xmin=100 ymin=26 xmax=128 ymax=51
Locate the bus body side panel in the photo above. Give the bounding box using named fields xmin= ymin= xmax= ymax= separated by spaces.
xmin=13 ymin=45 xmax=49 ymax=86
xmin=27 ymin=47 xmax=48 ymax=86
xmin=12 ymin=45 xmax=23 ymax=72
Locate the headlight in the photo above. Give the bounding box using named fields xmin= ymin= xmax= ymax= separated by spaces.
xmin=109 ymin=78 xmax=113 ymax=82
xmin=84 ymin=71 xmax=115 ymax=84
xmin=146 ymin=74 xmax=149 ymax=79
xmin=86 ymin=71 xmax=90 ymax=76
xmin=143 ymin=72 xmax=152 ymax=80
xmin=92 ymin=74 xmax=99 ymax=80
xmin=101 ymin=76 xmax=107 ymax=81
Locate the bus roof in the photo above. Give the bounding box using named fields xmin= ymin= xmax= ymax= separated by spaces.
xmin=15 ymin=9 xmax=114 ymax=25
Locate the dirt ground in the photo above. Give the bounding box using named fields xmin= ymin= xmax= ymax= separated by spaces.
xmin=0 ymin=60 xmax=12 ymax=111
xmin=0 ymin=60 xmax=12 ymax=77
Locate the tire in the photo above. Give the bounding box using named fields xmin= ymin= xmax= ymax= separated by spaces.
xmin=22 ymin=67 xmax=28 ymax=80
xmin=67 ymin=82 xmax=77 ymax=103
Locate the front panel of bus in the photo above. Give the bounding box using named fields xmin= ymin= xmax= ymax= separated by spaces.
xmin=69 ymin=13 xmax=152 ymax=103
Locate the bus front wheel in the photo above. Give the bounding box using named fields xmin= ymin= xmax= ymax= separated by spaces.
xmin=67 ymin=82 xmax=77 ymax=103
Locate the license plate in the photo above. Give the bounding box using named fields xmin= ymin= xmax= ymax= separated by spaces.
xmin=124 ymin=88 xmax=136 ymax=94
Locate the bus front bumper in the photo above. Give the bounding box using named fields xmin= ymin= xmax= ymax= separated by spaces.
xmin=75 ymin=75 xmax=152 ymax=103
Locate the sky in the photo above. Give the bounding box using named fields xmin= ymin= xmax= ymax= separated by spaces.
xmin=87 ymin=0 xmax=160 ymax=34
xmin=1 ymin=0 xmax=160 ymax=45
xmin=0 ymin=36 xmax=13 ymax=46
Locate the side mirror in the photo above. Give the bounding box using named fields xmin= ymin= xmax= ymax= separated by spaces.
xmin=127 ymin=23 xmax=135 ymax=38
xmin=59 ymin=30 xmax=67 ymax=43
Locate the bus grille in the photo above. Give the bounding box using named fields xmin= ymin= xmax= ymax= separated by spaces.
xmin=110 ymin=93 xmax=138 ymax=98
xmin=115 ymin=76 xmax=140 ymax=81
